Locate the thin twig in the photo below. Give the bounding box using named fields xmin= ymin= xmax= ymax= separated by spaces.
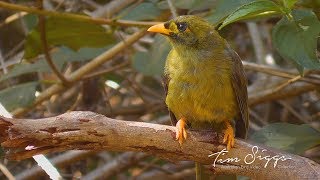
xmin=91 ymin=0 xmax=136 ymax=18
xmin=82 ymin=61 xmax=130 ymax=80
xmin=38 ymin=0 xmax=69 ymax=85
xmin=243 ymin=61 xmax=320 ymax=85
xmin=67 ymin=92 xmax=83 ymax=112
xmin=166 ymin=0 xmax=178 ymax=18
xmin=15 ymin=150 xmax=94 ymax=180
xmin=277 ymin=100 xmax=310 ymax=123
xmin=82 ymin=152 xmax=148 ymax=180
xmin=0 ymin=12 xmax=28 ymax=28
xmin=0 ymin=163 xmax=15 ymax=180
xmin=0 ymin=49 xmax=7 ymax=74
xmin=12 ymin=30 xmax=147 ymax=117
xmin=0 ymin=1 xmax=161 ymax=27
xmin=248 ymin=80 xmax=317 ymax=106
xmin=273 ymin=75 xmax=302 ymax=92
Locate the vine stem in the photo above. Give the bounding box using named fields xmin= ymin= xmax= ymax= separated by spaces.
xmin=37 ymin=0 xmax=69 ymax=85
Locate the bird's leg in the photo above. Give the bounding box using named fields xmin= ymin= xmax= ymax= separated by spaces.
xmin=175 ymin=117 xmax=187 ymax=145
xmin=223 ymin=121 xmax=235 ymax=150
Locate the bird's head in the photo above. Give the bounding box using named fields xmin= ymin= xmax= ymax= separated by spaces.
xmin=148 ymin=15 xmax=220 ymax=50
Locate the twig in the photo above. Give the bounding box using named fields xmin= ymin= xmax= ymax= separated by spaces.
xmin=0 ymin=163 xmax=15 ymax=180
xmin=12 ymin=30 xmax=147 ymax=117
xmin=248 ymin=81 xmax=317 ymax=106
xmin=138 ymin=161 xmax=174 ymax=174
xmin=67 ymin=92 xmax=82 ymax=112
xmin=38 ymin=0 xmax=69 ymax=85
xmin=81 ymin=0 xmax=100 ymax=9
xmin=82 ymin=60 xmax=130 ymax=80
xmin=0 ymin=1 xmax=161 ymax=27
xmin=0 ymin=111 xmax=319 ymax=179
xmin=15 ymin=150 xmax=94 ymax=180
xmin=136 ymin=161 xmax=193 ymax=179
xmin=166 ymin=0 xmax=178 ymax=18
xmin=277 ymin=100 xmax=309 ymax=123
xmin=272 ymin=75 xmax=302 ymax=92
xmin=167 ymin=168 xmax=195 ymax=179
xmin=82 ymin=152 xmax=148 ymax=180
xmin=91 ymin=0 xmax=136 ymax=18
xmin=243 ymin=61 xmax=320 ymax=85
xmin=249 ymin=109 xmax=267 ymax=126
xmin=247 ymin=22 xmax=265 ymax=64
xmin=0 ymin=12 xmax=27 ymax=28
xmin=0 ymin=49 xmax=7 ymax=74
xmin=133 ymin=158 xmax=162 ymax=177
xmin=3 ymin=40 xmax=24 ymax=60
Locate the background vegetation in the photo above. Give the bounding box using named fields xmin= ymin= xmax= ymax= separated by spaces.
xmin=0 ymin=0 xmax=319 ymax=179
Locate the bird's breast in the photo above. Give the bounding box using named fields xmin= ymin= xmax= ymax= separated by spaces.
xmin=165 ymin=55 xmax=238 ymax=124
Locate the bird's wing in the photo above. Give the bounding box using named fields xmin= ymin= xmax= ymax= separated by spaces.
xmin=227 ymin=46 xmax=249 ymax=139
xmin=163 ymin=74 xmax=178 ymax=126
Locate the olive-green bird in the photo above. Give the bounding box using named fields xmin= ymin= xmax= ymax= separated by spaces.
xmin=148 ymin=15 xmax=249 ymax=178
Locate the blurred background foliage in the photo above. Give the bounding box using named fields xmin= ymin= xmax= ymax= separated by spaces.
xmin=0 ymin=0 xmax=319 ymax=179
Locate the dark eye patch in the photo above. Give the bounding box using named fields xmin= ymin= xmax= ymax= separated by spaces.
xmin=176 ymin=22 xmax=187 ymax=32
xmin=164 ymin=22 xmax=170 ymax=29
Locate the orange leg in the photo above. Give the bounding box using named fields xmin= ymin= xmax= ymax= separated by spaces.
xmin=175 ymin=117 xmax=187 ymax=145
xmin=223 ymin=121 xmax=235 ymax=150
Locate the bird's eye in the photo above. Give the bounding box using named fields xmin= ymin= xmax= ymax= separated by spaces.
xmin=176 ymin=22 xmax=187 ymax=32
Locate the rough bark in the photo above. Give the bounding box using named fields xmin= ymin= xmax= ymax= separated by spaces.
xmin=0 ymin=111 xmax=319 ymax=179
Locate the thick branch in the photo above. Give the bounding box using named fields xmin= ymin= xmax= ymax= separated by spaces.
xmin=0 ymin=111 xmax=319 ymax=179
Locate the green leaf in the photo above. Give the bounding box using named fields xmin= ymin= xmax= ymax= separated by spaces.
xmin=284 ymin=0 xmax=298 ymax=9
xmin=219 ymin=0 xmax=283 ymax=29
xmin=251 ymin=123 xmax=320 ymax=154
xmin=25 ymin=30 xmax=42 ymax=59
xmin=0 ymin=82 xmax=38 ymax=111
xmin=24 ymin=16 xmax=115 ymax=59
xmin=272 ymin=10 xmax=320 ymax=70
xmin=120 ymin=2 xmax=161 ymax=21
xmin=132 ymin=36 xmax=169 ymax=76
xmin=1 ymin=46 xmax=109 ymax=82
xmin=206 ymin=0 xmax=256 ymax=25
xmin=23 ymin=14 xmax=38 ymax=31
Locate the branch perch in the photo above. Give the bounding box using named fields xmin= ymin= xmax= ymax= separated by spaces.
xmin=0 ymin=111 xmax=319 ymax=179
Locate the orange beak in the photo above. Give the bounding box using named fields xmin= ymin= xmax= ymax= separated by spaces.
xmin=147 ymin=23 xmax=171 ymax=35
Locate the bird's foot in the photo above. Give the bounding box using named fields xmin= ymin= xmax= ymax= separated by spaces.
xmin=175 ymin=117 xmax=187 ymax=145
xmin=223 ymin=121 xmax=235 ymax=151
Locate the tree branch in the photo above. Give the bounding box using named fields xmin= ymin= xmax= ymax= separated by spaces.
xmin=0 ymin=111 xmax=319 ymax=179
xmin=11 ymin=30 xmax=147 ymax=117
xmin=0 ymin=1 xmax=161 ymax=27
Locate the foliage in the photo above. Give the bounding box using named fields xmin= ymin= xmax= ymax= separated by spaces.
xmin=132 ymin=36 xmax=169 ymax=76
xmin=216 ymin=0 xmax=320 ymax=72
xmin=251 ymin=123 xmax=320 ymax=154
xmin=272 ymin=10 xmax=320 ymax=72
xmin=24 ymin=16 xmax=115 ymax=60
xmin=0 ymin=0 xmax=319 ymax=178
xmin=0 ymin=82 xmax=38 ymax=111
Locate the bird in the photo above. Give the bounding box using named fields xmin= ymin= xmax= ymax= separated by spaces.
xmin=147 ymin=15 xmax=249 ymax=178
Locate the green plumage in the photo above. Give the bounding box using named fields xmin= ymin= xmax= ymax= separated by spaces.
xmin=148 ymin=15 xmax=249 ymax=180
